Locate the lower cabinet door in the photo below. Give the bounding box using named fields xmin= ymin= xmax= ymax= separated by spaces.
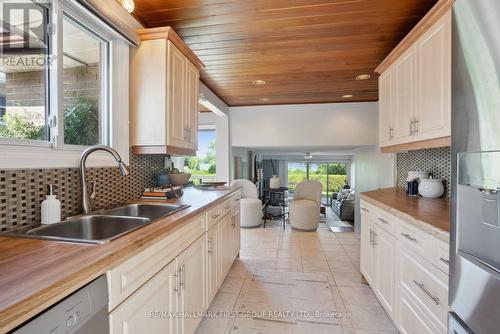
xmin=109 ymin=261 xmax=178 ymax=334
xmin=231 ymin=206 xmax=241 ymax=258
xmin=374 ymin=226 xmax=397 ymax=320
xmin=218 ymin=215 xmax=234 ymax=280
xmin=176 ymin=236 xmax=206 ymax=334
xmin=360 ymin=214 xmax=375 ymax=285
xmin=206 ymin=225 xmax=219 ymax=307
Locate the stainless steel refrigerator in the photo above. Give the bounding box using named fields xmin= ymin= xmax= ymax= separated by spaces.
xmin=449 ymin=0 xmax=500 ymax=333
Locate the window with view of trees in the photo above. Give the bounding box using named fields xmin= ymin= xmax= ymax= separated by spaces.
xmin=0 ymin=0 xmax=110 ymax=148
xmin=184 ymin=129 xmax=216 ymax=183
xmin=287 ymin=162 xmax=349 ymax=203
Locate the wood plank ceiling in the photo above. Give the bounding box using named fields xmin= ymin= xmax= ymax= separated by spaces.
xmin=133 ymin=0 xmax=437 ymax=106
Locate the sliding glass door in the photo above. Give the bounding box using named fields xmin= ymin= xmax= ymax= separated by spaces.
xmin=287 ymin=162 xmax=349 ymax=205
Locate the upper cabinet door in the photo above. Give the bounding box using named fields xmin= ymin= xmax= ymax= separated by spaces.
xmin=393 ymin=47 xmax=417 ymax=145
xmin=379 ymin=68 xmax=394 ymax=147
xmin=185 ymin=62 xmax=199 ymax=150
xmin=167 ymin=41 xmax=187 ymax=148
xmin=416 ymin=10 xmax=452 ymax=141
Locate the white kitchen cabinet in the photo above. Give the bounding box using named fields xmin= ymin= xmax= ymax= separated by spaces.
xmin=185 ymin=62 xmax=200 ymax=150
xmin=416 ymin=10 xmax=452 ymax=141
xmin=108 ymin=192 xmax=241 ymax=334
xmin=166 ymin=41 xmax=188 ymax=149
xmin=378 ymin=68 xmax=394 ymax=147
xmin=131 ymin=28 xmax=203 ymax=155
xmin=206 ymin=224 xmax=219 ymax=307
xmin=393 ymin=47 xmax=417 ymax=145
xmin=109 ymin=261 xmax=178 ymax=334
xmin=399 ymin=289 xmax=438 ymax=334
xmin=373 ymin=225 xmax=397 ymax=321
xmin=218 ymin=214 xmax=234 ymax=280
xmin=360 ymin=204 xmax=375 ymax=285
xmin=230 ymin=205 xmax=241 ymax=259
xmin=176 ymin=235 xmax=206 ymax=334
xmin=377 ymin=9 xmax=451 ymax=150
xmin=360 ymin=199 xmax=449 ymax=333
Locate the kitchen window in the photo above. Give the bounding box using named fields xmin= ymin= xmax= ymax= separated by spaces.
xmin=0 ymin=0 xmax=130 ymax=168
xmin=62 ymin=14 xmax=109 ymax=146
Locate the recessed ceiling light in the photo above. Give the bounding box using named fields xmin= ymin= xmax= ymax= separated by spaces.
xmin=355 ymin=74 xmax=371 ymax=81
xmin=121 ymin=0 xmax=135 ymax=13
xmin=342 ymin=94 xmax=353 ymax=98
xmin=252 ymin=80 xmax=266 ymax=86
xmin=259 ymin=98 xmax=269 ymax=102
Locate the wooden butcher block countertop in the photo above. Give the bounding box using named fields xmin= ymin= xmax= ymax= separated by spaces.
xmin=0 ymin=187 xmax=239 ymax=333
xmin=361 ymin=187 xmax=450 ymax=234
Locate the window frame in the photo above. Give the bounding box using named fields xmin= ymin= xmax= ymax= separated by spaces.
xmin=0 ymin=0 xmax=131 ymax=168
xmin=57 ymin=2 xmax=111 ymax=150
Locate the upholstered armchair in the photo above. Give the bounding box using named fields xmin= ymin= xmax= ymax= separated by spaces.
xmin=230 ymin=179 xmax=263 ymax=228
xmin=289 ymin=180 xmax=322 ymax=231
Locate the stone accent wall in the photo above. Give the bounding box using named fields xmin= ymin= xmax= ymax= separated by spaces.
xmin=0 ymin=151 xmax=168 ymax=232
xmin=396 ymin=147 xmax=451 ymax=197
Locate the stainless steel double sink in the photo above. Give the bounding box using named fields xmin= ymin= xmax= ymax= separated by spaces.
xmin=1 ymin=203 xmax=190 ymax=244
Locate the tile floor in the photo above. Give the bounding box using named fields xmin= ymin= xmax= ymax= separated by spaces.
xmin=195 ymin=219 xmax=398 ymax=334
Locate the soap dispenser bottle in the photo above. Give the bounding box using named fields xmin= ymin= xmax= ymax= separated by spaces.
xmin=41 ymin=184 xmax=61 ymax=225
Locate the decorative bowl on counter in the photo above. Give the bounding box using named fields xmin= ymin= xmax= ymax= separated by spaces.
xmin=169 ymin=173 xmax=192 ymax=186
xmin=418 ymin=178 xmax=444 ymax=198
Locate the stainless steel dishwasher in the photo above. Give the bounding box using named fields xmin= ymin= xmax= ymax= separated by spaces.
xmin=13 ymin=276 xmax=108 ymax=334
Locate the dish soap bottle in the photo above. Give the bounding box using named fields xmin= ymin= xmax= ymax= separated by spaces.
xmin=41 ymin=184 xmax=61 ymax=225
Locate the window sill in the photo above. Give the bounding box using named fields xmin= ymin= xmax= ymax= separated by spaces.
xmin=0 ymin=144 xmax=129 ymax=169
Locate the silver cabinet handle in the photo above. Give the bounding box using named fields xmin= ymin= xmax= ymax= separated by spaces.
xmin=410 ymin=120 xmax=414 ymax=135
xmin=211 ymin=213 xmax=220 ymax=219
xmin=413 ymin=280 xmax=439 ymax=305
xmin=413 ymin=119 xmax=419 ymax=134
xmin=174 ymin=268 xmax=180 ymax=294
xmin=369 ymin=229 xmax=373 ymax=246
xmin=439 ymin=257 xmax=449 ymax=265
xmin=372 ymin=231 xmax=377 ymax=246
xmin=401 ymin=233 xmax=417 ymax=242
xmin=361 ymin=207 xmax=369 ymax=212
xmin=389 ymin=126 xmax=394 ymax=140
xmin=180 ymin=264 xmax=185 ymax=291
xmin=377 ymin=217 xmax=390 ymax=225
xmin=208 ymin=238 xmax=213 ymax=254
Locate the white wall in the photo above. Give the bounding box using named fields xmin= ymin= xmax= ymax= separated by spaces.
xmin=198 ymin=112 xmax=216 ymax=127
xmin=215 ymin=115 xmax=230 ymax=183
xmin=230 ymin=102 xmax=378 ymax=148
xmin=353 ymin=146 xmax=395 ymax=232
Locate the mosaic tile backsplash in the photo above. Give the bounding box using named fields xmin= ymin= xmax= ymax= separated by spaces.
xmin=396 ymin=147 xmax=451 ymax=197
xmin=0 ymin=151 xmax=167 ymax=232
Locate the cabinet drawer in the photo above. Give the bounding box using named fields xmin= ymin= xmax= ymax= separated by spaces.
xmin=399 ymin=248 xmax=448 ymax=331
xmin=207 ymin=193 xmax=241 ymax=230
xmin=432 ymin=238 xmax=449 ymax=275
xmin=107 ymin=214 xmax=205 ymax=310
xmin=207 ymin=204 xmax=224 ymax=229
xmin=373 ymin=208 xmax=401 ymax=236
xmin=399 ymin=288 xmax=440 ymax=334
xmin=399 ymin=221 xmax=430 ymax=258
xmin=360 ymin=200 xmax=376 ymax=218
